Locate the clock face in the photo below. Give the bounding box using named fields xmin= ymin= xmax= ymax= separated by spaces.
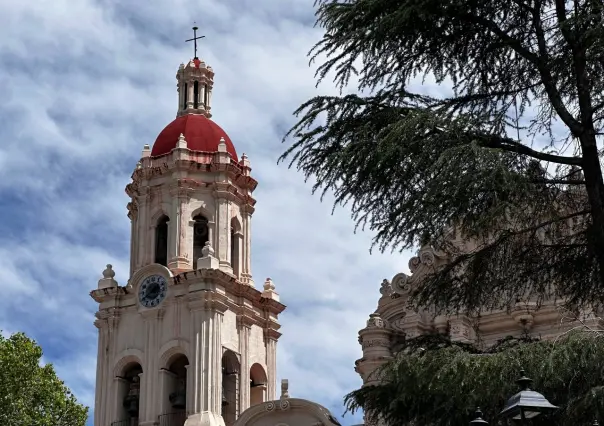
xmin=138 ymin=274 xmax=168 ymax=308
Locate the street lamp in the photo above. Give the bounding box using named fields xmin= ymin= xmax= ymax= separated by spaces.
xmin=499 ymin=369 xmax=558 ymax=423
xmin=469 ymin=408 xmax=488 ymax=425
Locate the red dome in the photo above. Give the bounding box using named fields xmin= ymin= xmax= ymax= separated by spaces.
xmin=151 ymin=114 xmax=238 ymax=161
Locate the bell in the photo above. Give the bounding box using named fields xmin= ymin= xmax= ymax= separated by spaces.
xmin=123 ymin=394 xmax=139 ymax=418
xmin=169 ymin=389 xmax=186 ymax=409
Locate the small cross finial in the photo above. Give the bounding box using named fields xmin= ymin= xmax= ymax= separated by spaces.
xmin=185 ymin=24 xmax=205 ymax=59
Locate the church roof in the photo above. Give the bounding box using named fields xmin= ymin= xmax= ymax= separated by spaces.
xmin=151 ymin=114 xmax=238 ymax=161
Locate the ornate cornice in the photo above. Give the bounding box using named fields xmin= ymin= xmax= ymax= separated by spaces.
xmin=90 ymin=286 xmax=127 ymax=303
xmin=128 ymin=157 xmax=257 ymax=192
xmin=172 ymin=268 xmax=286 ymax=316
xmin=187 ymin=290 xmax=229 ymax=313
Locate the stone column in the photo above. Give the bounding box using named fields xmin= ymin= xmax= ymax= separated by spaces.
xmin=185 ymin=364 xmax=192 ymax=415
xmin=129 ymin=216 xmax=136 ymax=276
xmin=237 ymin=317 xmax=252 ymax=412
xmin=105 ymin=311 xmax=120 ymax=424
xmin=169 ymin=188 xmax=191 ymax=271
xmin=200 ymin=84 xmax=206 ymax=109
xmin=240 ymin=206 xmax=253 ymax=285
xmin=178 ymin=83 xmax=184 ymax=113
xmin=140 ymin=309 xmax=163 ymax=425
xmin=186 ymin=295 xmax=228 ymax=426
xmin=112 ymin=377 xmax=129 ymax=423
xmin=93 ymin=319 xmax=106 ymax=426
xmin=264 ymin=329 xmax=280 ymax=401
xmin=159 ymin=368 xmax=177 ymax=417
xmin=217 ymin=197 xmax=229 ymax=266
xmin=137 ymin=192 xmax=150 ymax=269
xmin=168 ymin=195 xmax=179 ymax=264
xmin=187 ymin=81 xmax=194 ymax=110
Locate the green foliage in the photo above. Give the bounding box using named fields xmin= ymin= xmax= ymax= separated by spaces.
xmin=0 ymin=331 xmax=88 ymax=426
xmin=345 ymin=332 xmax=604 ymax=425
xmin=281 ymin=0 xmax=604 ymax=314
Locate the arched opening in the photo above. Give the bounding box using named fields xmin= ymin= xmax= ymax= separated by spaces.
xmin=182 ymin=83 xmax=188 ymax=109
xmin=249 ymin=363 xmax=267 ymax=407
xmin=193 ymin=81 xmax=199 ymax=109
xmin=159 ymin=354 xmax=188 ymax=426
xmin=193 ymin=215 xmax=209 ymax=267
xmin=155 ymin=215 xmax=169 ymax=266
xmin=116 ymin=362 xmax=143 ymax=425
xmin=221 ymin=350 xmax=240 ymax=426
xmin=230 ymin=218 xmax=242 ymax=277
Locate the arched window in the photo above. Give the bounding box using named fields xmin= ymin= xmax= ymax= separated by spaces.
xmin=221 ymin=351 xmax=240 ymax=426
xmin=182 ymin=83 xmax=188 ymax=109
xmin=160 ymin=354 xmax=189 ymax=425
xmin=155 ymin=215 xmax=169 ymax=266
xmin=193 ymin=215 xmax=209 ymax=265
xmin=193 ymin=81 xmax=199 ymax=109
xmin=249 ymin=363 xmax=267 ymax=406
xmin=116 ymin=362 xmax=143 ymax=423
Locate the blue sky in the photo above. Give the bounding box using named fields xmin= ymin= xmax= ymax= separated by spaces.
xmin=0 ymin=0 xmax=414 ymax=425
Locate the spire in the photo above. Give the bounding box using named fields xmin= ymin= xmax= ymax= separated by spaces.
xmin=176 ymin=30 xmax=214 ymax=119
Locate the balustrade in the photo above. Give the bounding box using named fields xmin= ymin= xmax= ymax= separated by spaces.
xmin=158 ymin=411 xmax=187 ymax=426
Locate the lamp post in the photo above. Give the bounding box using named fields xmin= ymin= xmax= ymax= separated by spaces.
xmin=499 ymin=369 xmax=558 ymax=424
xmin=469 ymin=408 xmax=488 ymax=425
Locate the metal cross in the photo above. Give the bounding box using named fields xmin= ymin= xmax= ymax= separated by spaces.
xmin=185 ymin=25 xmax=205 ymax=59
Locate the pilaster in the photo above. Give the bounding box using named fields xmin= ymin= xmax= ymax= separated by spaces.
xmin=113 ymin=377 xmax=129 ymax=424
xmin=186 ymin=294 xmax=228 ymax=426
xmin=240 ymin=206 xmax=253 ymax=285
xmin=237 ymin=316 xmax=252 ymax=412
xmin=140 ymin=309 xmax=164 ymax=423
xmin=169 ymin=186 xmax=192 ymax=271
xmin=93 ymin=319 xmax=107 ymax=426
xmin=264 ymin=328 xmax=281 ymax=400
xmin=137 ymin=189 xmax=150 ymax=269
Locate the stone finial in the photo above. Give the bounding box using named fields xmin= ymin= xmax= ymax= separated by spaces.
xmin=141 ymin=144 xmax=151 ymax=158
xmin=136 ymin=161 xmax=142 ymax=170
xmin=103 ymin=264 xmax=115 ymax=279
xmin=177 ymin=133 xmax=187 ymax=149
xmin=366 ymin=312 xmax=385 ymax=329
xmin=264 ymin=277 xmax=275 ymax=291
xmin=239 ymin=153 xmax=251 ymax=175
xmin=179 ymin=63 xmax=185 ymax=70
xmin=261 ymin=277 xmax=280 ymax=302
xmin=280 ymin=379 xmax=290 ymax=399
xmin=379 ymin=279 xmax=392 ymax=297
xmin=201 ymin=241 xmax=215 ymax=257
xmin=217 ymin=137 xmax=227 ymax=152
xmin=98 ymin=264 xmax=118 ymax=289
xmin=197 ymin=242 xmax=219 ymax=269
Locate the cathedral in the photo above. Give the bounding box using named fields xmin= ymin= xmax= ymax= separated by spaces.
xmin=90 ymin=50 xmax=342 ymax=426
xmin=355 ymin=244 xmax=601 ymax=388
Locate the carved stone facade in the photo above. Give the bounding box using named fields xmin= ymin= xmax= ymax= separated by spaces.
xmin=91 ymin=56 xmax=285 ymax=426
xmin=355 ymin=245 xmax=604 ymax=392
xmin=233 ymin=380 xmax=342 ymax=426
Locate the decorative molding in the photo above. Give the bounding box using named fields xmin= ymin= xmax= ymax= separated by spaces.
xmin=391 ymin=272 xmax=412 ymax=294
xmin=112 ymin=348 xmax=144 ymax=377
xmin=158 ymin=339 xmax=190 ymax=368
xmin=361 ymin=339 xmax=390 ymax=349
xmin=379 ymin=279 xmax=392 ymax=297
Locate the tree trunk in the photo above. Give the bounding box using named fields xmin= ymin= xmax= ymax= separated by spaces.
xmin=580 ymin=134 xmax=604 ymax=290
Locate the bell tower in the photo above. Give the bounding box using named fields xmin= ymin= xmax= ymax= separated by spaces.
xmin=90 ymin=50 xmax=285 ymax=426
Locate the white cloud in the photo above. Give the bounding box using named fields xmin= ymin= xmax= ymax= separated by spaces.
xmin=0 ymin=0 xmax=418 ymax=425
